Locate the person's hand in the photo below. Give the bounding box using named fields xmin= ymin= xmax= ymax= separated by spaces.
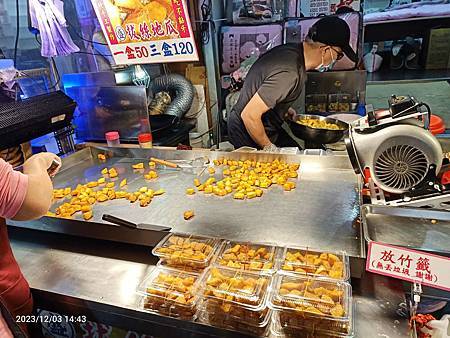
xmin=285 ymin=107 xmax=297 ymax=121
xmin=262 ymin=143 xmax=280 ymax=153
xmin=23 ymin=152 xmax=61 ymax=177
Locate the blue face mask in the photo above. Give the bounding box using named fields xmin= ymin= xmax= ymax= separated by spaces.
xmin=315 ymin=49 xmax=337 ymax=72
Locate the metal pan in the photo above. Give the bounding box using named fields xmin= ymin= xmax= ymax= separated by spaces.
xmin=288 ymin=114 xmax=349 ymax=144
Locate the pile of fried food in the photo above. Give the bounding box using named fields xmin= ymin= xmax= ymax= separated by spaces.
xmin=281 ymin=250 xmax=345 ymax=280
xmin=143 ymin=270 xmax=198 ymax=320
xmin=154 ymin=235 xmax=215 ymax=271
xmin=50 ymin=156 xmax=299 ymax=221
xmin=217 ymin=243 xmax=275 ymax=272
xmin=50 ymin=163 xmax=164 ymax=220
xmin=186 ymin=159 xmax=300 ymax=200
xmin=296 ymin=118 xmax=344 ymax=130
xmin=203 ymin=267 xmax=269 ymax=324
xmin=275 ymin=278 xmax=350 ymax=335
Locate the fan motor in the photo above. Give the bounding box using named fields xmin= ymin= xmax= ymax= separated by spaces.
xmin=347 ymin=124 xmax=442 ymax=194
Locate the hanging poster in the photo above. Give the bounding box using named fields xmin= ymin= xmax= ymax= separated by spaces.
xmin=91 ymin=0 xmax=199 ymax=65
xmin=300 ymin=0 xmax=360 ymax=16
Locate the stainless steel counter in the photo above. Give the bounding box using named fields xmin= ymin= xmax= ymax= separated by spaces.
xmin=9 ymin=227 xmax=410 ymax=338
xmin=362 ymin=205 xmax=450 ymax=255
xmin=6 ymin=145 xmax=419 ymax=336
xmin=10 ymin=146 xmax=363 ymax=257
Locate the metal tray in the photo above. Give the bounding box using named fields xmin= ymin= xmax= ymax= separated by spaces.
xmin=362 ymin=204 xmax=450 ymax=255
xmin=9 ymin=145 xmax=362 ymax=257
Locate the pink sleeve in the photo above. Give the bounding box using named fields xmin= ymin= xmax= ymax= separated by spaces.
xmin=0 ymin=159 xmax=28 ymax=219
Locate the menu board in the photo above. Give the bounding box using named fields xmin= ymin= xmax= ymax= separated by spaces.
xmin=91 ymin=0 xmax=199 ymax=65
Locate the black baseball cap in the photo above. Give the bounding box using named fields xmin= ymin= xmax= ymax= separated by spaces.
xmin=308 ymin=16 xmax=358 ymax=63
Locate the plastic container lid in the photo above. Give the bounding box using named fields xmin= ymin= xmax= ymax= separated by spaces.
xmin=215 ymin=240 xmax=279 ymax=274
xmin=137 ymin=266 xmax=201 ymax=319
xmin=138 ymin=133 xmax=153 ymax=143
xmin=280 ymin=246 xmax=350 ymax=281
xmin=270 ymin=309 xmax=351 ymax=338
xmin=105 ymin=131 xmax=120 ymax=141
xmin=197 ymin=306 xmax=272 ymax=336
xmin=429 ymin=114 xmax=446 ymax=135
xmin=152 ymin=233 xmax=222 ymax=270
xmin=200 ymin=267 xmax=271 ymax=311
xmin=268 ymin=273 xmax=353 ymax=336
xmin=137 ymin=266 xmax=201 ymax=303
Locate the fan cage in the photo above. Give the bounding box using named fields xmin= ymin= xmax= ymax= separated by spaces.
xmin=374 ymin=144 xmax=429 ymax=191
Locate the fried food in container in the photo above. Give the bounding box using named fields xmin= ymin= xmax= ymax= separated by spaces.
xmin=280 ymin=247 xmax=349 ymax=281
xmin=199 ymin=267 xmax=272 ymax=328
xmin=152 ymin=233 xmax=221 ymax=271
xmin=198 ymin=306 xmax=272 ymax=337
xmin=215 ymin=241 xmax=279 ymax=274
xmin=268 ymin=273 xmax=353 ymax=336
xmin=137 ymin=267 xmax=201 ymax=320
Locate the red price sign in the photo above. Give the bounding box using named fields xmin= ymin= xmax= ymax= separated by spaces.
xmin=91 ymin=0 xmax=198 ymax=65
xmin=367 ymin=242 xmax=450 ymax=291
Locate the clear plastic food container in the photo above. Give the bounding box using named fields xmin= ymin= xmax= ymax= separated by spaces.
xmin=198 ymin=305 xmax=272 ymax=337
xmin=214 ymin=241 xmax=279 ymax=274
xmin=271 ymin=311 xmax=351 ymax=337
xmin=137 ymin=266 xmax=201 ymax=320
xmin=155 ymin=259 xmax=208 ymax=273
xmin=328 ymin=94 xmax=351 ymax=113
xmin=268 ymin=273 xmax=353 ymax=336
xmin=306 ymin=95 xmax=317 ymax=114
xmin=306 ymin=94 xmax=328 ymax=114
xmin=315 ymin=94 xmax=328 ymax=113
xmin=338 ymin=94 xmax=351 ymax=113
xmin=280 ymin=246 xmax=349 ymax=281
xmin=199 ymin=267 xmax=272 ymax=327
xmin=152 ymin=233 xmax=222 ymax=271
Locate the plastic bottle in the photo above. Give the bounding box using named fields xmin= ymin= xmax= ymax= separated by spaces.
xmin=357 ymin=91 xmax=366 ymax=116
xmin=138 ymin=133 xmax=153 ymax=148
xmin=105 ymin=131 xmax=120 ymax=147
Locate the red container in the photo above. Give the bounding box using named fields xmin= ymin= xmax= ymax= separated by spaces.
xmin=138 ymin=133 xmax=153 ymax=148
xmin=105 ymin=131 xmax=120 ymax=147
xmin=429 ymin=115 xmax=446 ymax=135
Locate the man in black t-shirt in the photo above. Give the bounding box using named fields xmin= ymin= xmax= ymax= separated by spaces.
xmin=228 ymin=16 xmax=357 ymax=151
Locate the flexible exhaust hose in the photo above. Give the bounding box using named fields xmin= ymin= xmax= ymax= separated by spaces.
xmin=151 ymin=74 xmax=194 ymax=119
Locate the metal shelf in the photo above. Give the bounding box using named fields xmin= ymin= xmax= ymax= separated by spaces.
xmin=367 ymin=68 xmax=450 ymax=84
xmin=364 ymin=15 xmax=450 ymax=42
xmin=364 ymin=15 xmax=450 ymax=26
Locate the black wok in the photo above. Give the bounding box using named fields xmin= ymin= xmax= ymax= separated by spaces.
xmin=288 ymin=114 xmax=349 ymax=144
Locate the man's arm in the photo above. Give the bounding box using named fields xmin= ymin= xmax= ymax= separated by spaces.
xmin=240 ymin=93 xmax=272 ymax=148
